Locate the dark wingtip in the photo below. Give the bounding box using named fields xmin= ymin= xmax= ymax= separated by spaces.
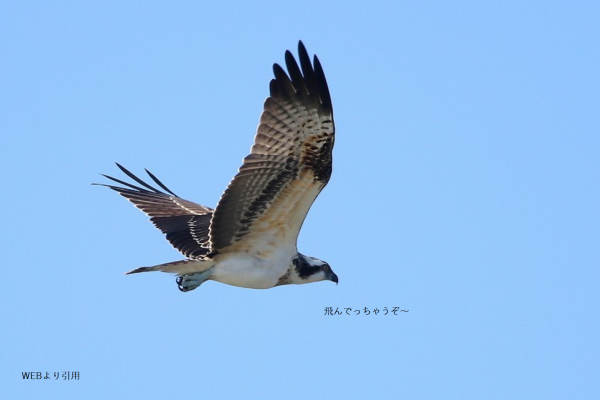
xmin=144 ymin=168 xmax=178 ymax=197
xmin=313 ymin=55 xmax=333 ymax=115
xmin=270 ymin=41 xmax=332 ymax=117
xmin=298 ymin=40 xmax=308 ymax=58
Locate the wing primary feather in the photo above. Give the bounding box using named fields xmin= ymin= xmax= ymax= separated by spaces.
xmin=284 ymin=50 xmax=308 ymax=96
xmin=297 ymin=41 xmax=318 ymax=99
xmin=313 ymin=56 xmax=333 ymax=114
xmin=144 ymin=168 xmax=178 ymax=196
xmin=269 ymin=79 xmax=279 ymax=97
xmin=115 ymin=163 xmax=162 ymax=194
xmin=97 ymin=174 xmax=150 ymax=193
xmin=272 ymin=64 xmax=296 ymax=97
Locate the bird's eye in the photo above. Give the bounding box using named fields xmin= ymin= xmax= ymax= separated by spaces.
xmin=322 ymin=264 xmax=329 ymax=271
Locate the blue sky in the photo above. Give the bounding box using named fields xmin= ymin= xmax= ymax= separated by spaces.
xmin=2 ymin=1 xmax=599 ymax=399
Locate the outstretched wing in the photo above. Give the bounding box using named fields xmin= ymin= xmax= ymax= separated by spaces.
xmin=97 ymin=164 xmax=213 ymax=259
xmin=209 ymin=42 xmax=335 ymax=252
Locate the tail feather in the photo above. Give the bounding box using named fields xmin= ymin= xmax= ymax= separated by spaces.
xmin=125 ymin=259 xmax=213 ymax=275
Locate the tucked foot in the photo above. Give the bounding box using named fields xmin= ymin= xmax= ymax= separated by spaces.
xmin=176 ymin=270 xmax=213 ymax=292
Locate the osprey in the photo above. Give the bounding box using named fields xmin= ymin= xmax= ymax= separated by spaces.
xmin=97 ymin=42 xmax=338 ymax=292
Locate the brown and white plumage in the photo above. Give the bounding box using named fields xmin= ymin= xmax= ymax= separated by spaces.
xmin=97 ymin=42 xmax=338 ymax=291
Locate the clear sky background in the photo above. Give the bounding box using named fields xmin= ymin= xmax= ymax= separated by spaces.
xmin=2 ymin=1 xmax=599 ymax=399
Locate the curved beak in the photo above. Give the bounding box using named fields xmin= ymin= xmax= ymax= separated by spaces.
xmin=329 ymin=271 xmax=339 ymax=285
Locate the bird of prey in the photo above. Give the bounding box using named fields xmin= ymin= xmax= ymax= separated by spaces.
xmin=97 ymin=42 xmax=338 ymax=292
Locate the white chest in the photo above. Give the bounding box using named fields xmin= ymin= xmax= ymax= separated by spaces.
xmin=210 ymin=246 xmax=296 ymax=289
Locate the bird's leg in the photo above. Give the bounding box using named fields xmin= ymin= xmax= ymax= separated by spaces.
xmin=176 ymin=268 xmax=214 ymax=292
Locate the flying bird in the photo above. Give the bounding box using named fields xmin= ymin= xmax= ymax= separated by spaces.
xmin=97 ymin=42 xmax=338 ymax=292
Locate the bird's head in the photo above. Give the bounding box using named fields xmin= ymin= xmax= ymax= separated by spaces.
xmin=291 ymin=254 xmax=338 ymax=285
